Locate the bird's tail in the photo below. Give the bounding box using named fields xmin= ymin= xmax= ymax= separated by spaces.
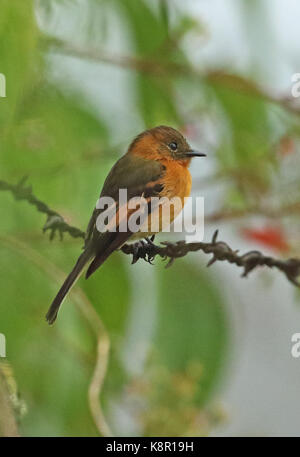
xmin=46 ymin=249 xmax=93 ymax=325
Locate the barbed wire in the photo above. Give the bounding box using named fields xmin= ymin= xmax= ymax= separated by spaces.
xmin=121 ymin=232 xmax=300 ymax=287
xmin=1 ymin=178 xmax=300 ymax=287
xmin=50 ymin=38 xmax=300 ymax=116
xmin=0 ymin=177 xmax=85 ymax=240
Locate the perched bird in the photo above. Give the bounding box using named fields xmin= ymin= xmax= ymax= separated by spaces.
xmin=46 ymin=126 xmax=206 ymax=324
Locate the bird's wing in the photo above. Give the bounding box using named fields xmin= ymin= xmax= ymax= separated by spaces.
xmin=85 ymin=154 xmax=164 ymax=244
xmin=84 ymin=153 xmax=166 ymax=279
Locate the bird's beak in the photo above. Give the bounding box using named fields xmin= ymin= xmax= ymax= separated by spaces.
xmin=184 ymin=150 xmax=207 ymax=158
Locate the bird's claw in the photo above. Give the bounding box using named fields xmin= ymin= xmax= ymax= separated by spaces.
xmin=130 ymin=237 xmax=158 ymax=265
xmin=131 ymin=240 xmax=146 ymax=264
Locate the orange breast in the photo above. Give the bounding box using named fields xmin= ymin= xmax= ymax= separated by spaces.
xmin=151 ymin=159 xmax=192 ymax=233
xmin=160 ymin=159 xmax=192 ymax=202
xmin=131 ymin=159 xmax=192 ymax=239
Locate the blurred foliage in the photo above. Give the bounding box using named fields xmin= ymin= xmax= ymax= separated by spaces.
xmin=115 ymin=0 xmax=180 ymax=126
xmin=1 ymin=0 xmax=300 ymax=437
xmin=135 ymin=260 xmax=227 ymax=436
xmin=126 ymin=357 xmax=225 ymax=437
xmin=155 ymin=260 xmax=227 ymax=400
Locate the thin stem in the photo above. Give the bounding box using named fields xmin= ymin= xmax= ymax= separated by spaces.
xmin=0 ymin=235 xmax=112 ymax=437
xmin=0 ymin=364 xmax=20 ymax=437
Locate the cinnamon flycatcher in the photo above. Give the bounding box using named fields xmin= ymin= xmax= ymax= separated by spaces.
xmin=46 ymin=126 xmax=206 ymax=324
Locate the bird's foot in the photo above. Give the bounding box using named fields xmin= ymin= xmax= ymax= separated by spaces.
xmin=121 ymin=237 xmax=157 ymax=265
xmin=131 ymin=240 xmax=148 ymax=264
xmin=121 ymin=235 xmax=160 ymax=265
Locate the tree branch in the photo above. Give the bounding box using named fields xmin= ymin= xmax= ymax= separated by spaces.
xmin=1 ymin=178 xmax=300 ymax=287
xmin=48 ymin=38 xmax=300 ymax=116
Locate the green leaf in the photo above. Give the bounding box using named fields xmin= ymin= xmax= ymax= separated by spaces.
xmin=114 ymin=0 xmax=180 ymax=126
xmin=154 ymin=259 xmax=228 ymax=405
xmin=83 ymin=253 xmax=130 ymax=337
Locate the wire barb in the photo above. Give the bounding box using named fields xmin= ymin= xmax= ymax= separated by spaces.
xmin=0 ymin=178 xmax=85 ymax=241
xmin=1 ymin=178 xmax=300 ymax=288
xmin=121 ymin=238 xmax=300 ymax=288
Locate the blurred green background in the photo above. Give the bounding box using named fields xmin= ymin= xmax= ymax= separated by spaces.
xmin=1 ymin=0 xmax=300 ymax=437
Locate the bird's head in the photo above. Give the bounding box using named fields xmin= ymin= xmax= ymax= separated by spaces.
xmin=128 ymin=125 xmax=206 ymax=164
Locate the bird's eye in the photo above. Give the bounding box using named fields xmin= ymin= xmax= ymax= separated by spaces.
xmin=168 ymin=142 xmax=178 ymax=151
